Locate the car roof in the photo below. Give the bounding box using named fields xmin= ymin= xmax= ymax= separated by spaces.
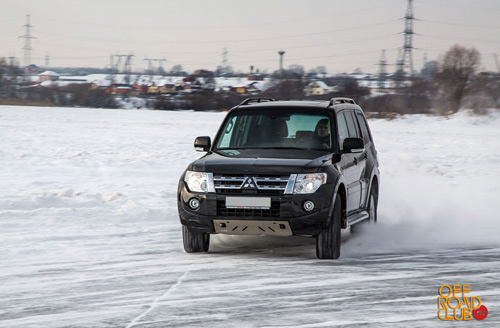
xmin=231 ymin=99 xmax=362 ymax=114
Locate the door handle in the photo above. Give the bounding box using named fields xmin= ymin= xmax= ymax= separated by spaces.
xmin=353 ymin=157 xmax=358 ymax=165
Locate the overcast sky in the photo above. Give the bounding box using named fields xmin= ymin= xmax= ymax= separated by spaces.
xmin=1 ymin=0 xmax=500 ymax=74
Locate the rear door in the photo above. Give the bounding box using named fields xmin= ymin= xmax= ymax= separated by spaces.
xmin=354 ymin=110 xmax=376 ymax=208
xmin=339 ymin=110 xmax=366 ymax=212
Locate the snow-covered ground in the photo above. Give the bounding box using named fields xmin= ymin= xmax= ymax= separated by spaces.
xmin=0 ymin=105 xmax=499 ymax=327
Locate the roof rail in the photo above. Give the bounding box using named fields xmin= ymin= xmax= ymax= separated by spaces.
xmin=239 ymin=97 xmax=275 ymax=106
xmin=329 ymin=97 xmax=356 ymax=106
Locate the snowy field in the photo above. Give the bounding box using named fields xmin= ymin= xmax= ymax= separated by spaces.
xmin=1 ymin=105 xmax=499 ymax=327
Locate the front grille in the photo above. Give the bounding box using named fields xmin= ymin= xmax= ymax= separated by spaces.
xmin=217 ymin=200 xmax=281 ymax=218
xmin=214 ymin=174 xmax=290 ymax=195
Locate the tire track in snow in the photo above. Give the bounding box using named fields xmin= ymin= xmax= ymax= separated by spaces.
xmin=125 ymin=271 xmax=189 ymax=328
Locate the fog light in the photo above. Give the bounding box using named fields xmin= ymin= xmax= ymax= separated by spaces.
xmin=188 ymin=198 xmax=200 ymax=210
xmin=303 ymin=200 xmax=315 ymax=212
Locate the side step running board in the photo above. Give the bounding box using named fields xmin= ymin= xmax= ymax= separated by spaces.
xmin=346 ymin=211 xmax=369 ymax=227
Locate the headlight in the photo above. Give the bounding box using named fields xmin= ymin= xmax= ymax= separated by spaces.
xmin=184 ymin=171 xmax=215 ymax=193
xmin=294 ymin=173 xmax=327 ymax=194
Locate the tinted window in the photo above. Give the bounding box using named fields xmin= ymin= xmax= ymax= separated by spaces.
xmin=344 ymin=111 xmax=360 ymax=137
xmin=355 ymin=112 xmax=372 ymax=144
xmin=215 ymin=109 xmax=332 ymax=151
xmin=337 ymin=112 xmax=349 ymax=149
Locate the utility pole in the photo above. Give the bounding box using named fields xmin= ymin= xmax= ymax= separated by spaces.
xmin=378 ymin=50 xmax=388 ymax=90
xmin=18 ymin=14 xmax=36 ymax=68
xmin=45 ymin=54 xmax=50 ymax=68
xmin=396 ymin=0 xmax=415 ymax=76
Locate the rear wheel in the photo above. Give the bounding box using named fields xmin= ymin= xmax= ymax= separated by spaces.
xmin=316 ymin=195 xmax=341 ymax=259
xmin=182 ymin=226 xmax=210 ymax=253
xmin=368 ymin=186 xmax=378 ymax=223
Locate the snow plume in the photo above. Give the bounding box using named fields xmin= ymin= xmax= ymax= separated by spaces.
xmin=345 ymin=110 xmax=500 ymax=255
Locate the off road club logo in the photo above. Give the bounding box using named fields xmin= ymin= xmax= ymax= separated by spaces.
xmin=438 ymin=285 xmax=488 ymax=320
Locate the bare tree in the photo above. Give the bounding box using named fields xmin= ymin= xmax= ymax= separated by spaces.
xmin=437 ymin=45 xmax=480 ymax=114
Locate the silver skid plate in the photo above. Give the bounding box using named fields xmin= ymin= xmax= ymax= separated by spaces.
xmin=213 ymin=219 xmax=292 ymax=236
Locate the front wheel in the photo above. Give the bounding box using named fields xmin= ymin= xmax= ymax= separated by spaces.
xmin=182 ymin=226 xmax=210 ymax=253
xmin=316 ymin=195 xmax=342 ymax=259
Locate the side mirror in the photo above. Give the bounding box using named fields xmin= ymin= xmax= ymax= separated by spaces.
xmin=194 ymin=136 xmax=211 ymax=152
xmin=343 ymin=137 xmax=364 ymax=153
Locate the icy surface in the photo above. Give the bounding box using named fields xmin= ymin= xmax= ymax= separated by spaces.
xmin=0 ymin=106 xmax=499 ymax=327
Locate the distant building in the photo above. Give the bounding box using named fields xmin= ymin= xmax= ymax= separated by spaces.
xmin=38 ymin=71 xmax=60 ymax=82
xmin=106 ymin=84 xmax=134 ymax=95
xmin=25 ymin=64 xmax=41 ymax=75
xmin=304 ymin=81 xmax=337 ymax=96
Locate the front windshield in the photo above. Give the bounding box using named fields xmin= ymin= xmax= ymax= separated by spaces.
xmin=215 ymin=108 xmax=333 ymax=151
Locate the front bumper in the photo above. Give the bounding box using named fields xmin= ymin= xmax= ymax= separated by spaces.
xmin=178 ymin=181 xmax=334 ymax=237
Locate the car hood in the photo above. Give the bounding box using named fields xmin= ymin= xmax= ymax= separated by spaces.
xmin=190 ymin=149 xmax=332 ymax=174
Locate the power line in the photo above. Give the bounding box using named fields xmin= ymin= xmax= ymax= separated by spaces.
xmin=33 ymin=19 xmax=398 ymax=45
xmin=417 ymin=0 xmax=500 ymax=13
xmin=421 ymin=19 xmax=500 ymax=30
xmin=419 ymin=33 xmax=500 ymax=45
xmin=12 ymin=2 xmax=401 ymax=32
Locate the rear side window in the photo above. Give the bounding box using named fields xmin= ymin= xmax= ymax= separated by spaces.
xmin=344 ymin=111 xmax=361 ymax=138
xmin=337 ymin=112 xmax=349 ymax=149
xmin=355 ymin=112 xmax=373 ymax=144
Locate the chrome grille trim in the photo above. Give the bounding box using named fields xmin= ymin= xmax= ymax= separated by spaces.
xmin=213 ymin=174 xmax=291 ymax=193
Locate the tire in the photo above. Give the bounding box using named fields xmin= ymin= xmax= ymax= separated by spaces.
xmin=367 ymin=185 xmax=378 ymax=223
xmin=182 ymin=225 xmax=210 ymax=253
xmin=316 ymin=195 xmax=342 ymax=259
xmin=351 ymin=185 xmax=378 ymax=234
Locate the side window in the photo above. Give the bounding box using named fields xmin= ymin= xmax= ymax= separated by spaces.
xmin=344 ymin=111 xmax=361 ymax=138
xmin=355 ymin=112 xmax=373 ymax=144
xmin=337 ymin=112 xmax=349 ymax=149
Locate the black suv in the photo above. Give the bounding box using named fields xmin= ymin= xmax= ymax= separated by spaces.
xmin=177 ymin=97 xmax=379 ymax=259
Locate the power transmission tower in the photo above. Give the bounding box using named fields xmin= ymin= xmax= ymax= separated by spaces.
xmin=18 ymin=14 xmax=36 ymax=67
xmin=378 ymin=50 xmax=388 ymax=90
xmin=110 ymin=53 xmax=133 ymax=83
xmin=123 ymin=53 xmax=134 ymax=84
xmin=152 ymin=58 xmax=167 ymax=75
xmin=396 ymin=0 xmax=415 ymax=76
xmin=45 ymin=54 xmax=50 ymax=68
xmin=144 ymin=58 xmax=154 ymax=73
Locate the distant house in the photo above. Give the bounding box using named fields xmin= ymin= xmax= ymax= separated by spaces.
xmin=304 ymin=81 xmax=333 ymax=96
xmin=247 ymin=74 xmax=264 ymax=81
xmin=25 ymin=64 xmax=41 ymax=75
xmin=106 ymin=84 xmax=134 ymax=95
xmin=246 ymin=82 xmax=262 ymax=95
xmin=91 ymin=80 xmax=112 ymax=90
xmin=133 ymin=83 xmax=148 ymax=95
xmin=38 ymin=71 xmax=60 ymax=82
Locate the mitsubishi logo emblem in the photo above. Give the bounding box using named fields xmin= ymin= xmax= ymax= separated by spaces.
xmin=241 ymin=177 xmax=258 ymax=189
